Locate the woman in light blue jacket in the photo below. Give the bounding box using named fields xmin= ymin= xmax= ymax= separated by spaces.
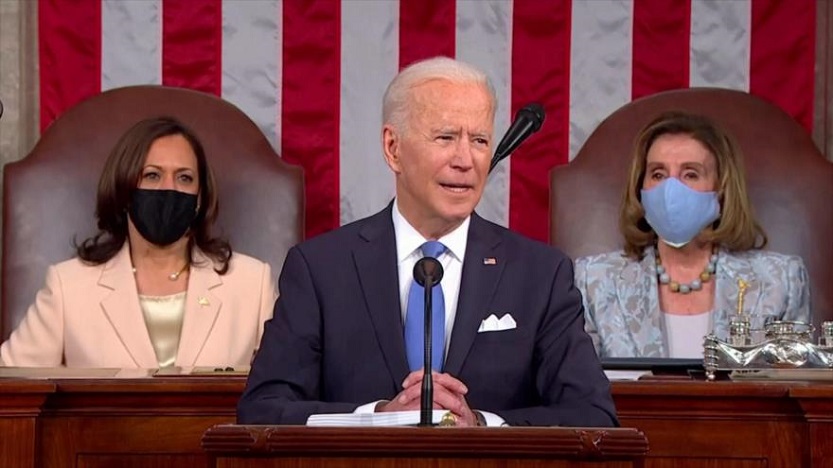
xmin=575 ymin=112 xmax=810 ymax=358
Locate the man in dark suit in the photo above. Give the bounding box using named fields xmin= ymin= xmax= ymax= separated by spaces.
xmin=238 ymin=56 xmax=617 ymax=427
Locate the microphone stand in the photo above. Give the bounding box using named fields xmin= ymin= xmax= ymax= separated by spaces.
xmin=419 ymin=273 xmax=435 ymax=427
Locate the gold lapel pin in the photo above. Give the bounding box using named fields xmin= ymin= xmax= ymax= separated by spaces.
xmin=198 ymin=297 xmax=210 ymax=307
xmin=736 ymin=279 xmax=749 ymax=315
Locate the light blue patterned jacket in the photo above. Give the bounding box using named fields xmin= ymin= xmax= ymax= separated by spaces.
xmin=574 ymin=246 xmax=811 ymax=358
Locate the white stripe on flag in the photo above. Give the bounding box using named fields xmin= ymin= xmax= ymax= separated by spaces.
xmin=101 ymin=0 xmax=161 ymax=90
xmin=221 ymin=0 xmax=282 ymax=150
xmin=690 ymin=0 xmax=751 ymax=90
xmin=339 ymin=0 xmax=399 ymax=225
xmin=457 ymin=0 xmax=512 ymax=228
xmin=568 ymin=0 xmax=633 ymax=161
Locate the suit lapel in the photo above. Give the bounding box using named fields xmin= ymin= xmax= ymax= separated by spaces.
xmin=176 ymin=250 xmax=222 ymax=366
xmin=616 ymin=248 xmax=666 ymax=357
xmin=444 ymin=214 xmax=505 ymax=376
xmin=353 ymin=206 xmax=410 ymax=386
xmin=99 ymin=245 xmax=159 ymax=368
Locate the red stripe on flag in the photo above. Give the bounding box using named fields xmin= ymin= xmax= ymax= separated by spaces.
xmin=750 ymin=0 xmax=815 ymax=132
xmin=632 ymin=0 xmax=691 ymax=99
xmin=38 ymin=0 xmax=101 ymax=132
xmin=162 ymin=0 xmax=222 ymax=95
xmin=509 ymin=0 xmax=571 ymax=242
xmin=399 ymin=0 xmax=456 ymax=68
xmin=281 ymin=0 xmax=341 ymax=238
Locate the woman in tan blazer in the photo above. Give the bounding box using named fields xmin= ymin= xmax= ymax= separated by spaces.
xmin=0 ymin=117 xmax=276 ymax=368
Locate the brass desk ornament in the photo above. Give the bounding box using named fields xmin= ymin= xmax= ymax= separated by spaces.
xmin=736 ymin=278 xmax=749 ymax=316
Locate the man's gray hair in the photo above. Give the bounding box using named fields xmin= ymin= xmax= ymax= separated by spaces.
xmin=382 ymin=56 xmax=497 ymax=132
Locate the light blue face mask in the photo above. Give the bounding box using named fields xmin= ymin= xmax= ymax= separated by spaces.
xmin=640 ymin=177 xmax=720 ymax=248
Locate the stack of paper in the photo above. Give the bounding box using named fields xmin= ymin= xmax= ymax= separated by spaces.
xmin=604 ymin=370 xmax=649 ymax=381
xmin=307 ymin=410 xmax=447 ymax=427
xmin=152 ymin=366 xmax=250 ymax=377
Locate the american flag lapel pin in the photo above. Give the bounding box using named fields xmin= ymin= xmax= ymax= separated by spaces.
xmin=483 ymin=257 xmax=497 ymax=265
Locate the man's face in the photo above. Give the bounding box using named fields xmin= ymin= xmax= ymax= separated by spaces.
xmin=382 ymin=79 xmax=494 ymax=238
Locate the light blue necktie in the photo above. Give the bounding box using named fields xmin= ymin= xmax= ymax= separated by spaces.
xmin=404 ymin=241 xmax=446 ymax=372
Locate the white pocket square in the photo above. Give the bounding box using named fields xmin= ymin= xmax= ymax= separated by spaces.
xmin=477 ymin=313 xmax=517 ymax=333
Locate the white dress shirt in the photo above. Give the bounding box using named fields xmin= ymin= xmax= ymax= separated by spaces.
xmin=392 ymin=201 xmax=468 ymax=359
xmin=354 ymin=200 xmax=506 ymax=427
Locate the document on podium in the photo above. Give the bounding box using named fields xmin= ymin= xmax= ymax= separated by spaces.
xmin=307 ymin=410 xmax=447 ymax=427
xmin=152 ymin=366 xmax=249 ymax=377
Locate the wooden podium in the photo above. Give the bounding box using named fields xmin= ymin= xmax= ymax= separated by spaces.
xmin=5 ymin=376 xmax=833 ymax=467
xmin=201 ymin=424 xmax=649 ymax=467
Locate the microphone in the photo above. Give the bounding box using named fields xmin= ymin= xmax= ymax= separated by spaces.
xmin=489 ymin=103 xmax=546 ymax=173
xmin=413 ymin=257 xmax=444 ymax=427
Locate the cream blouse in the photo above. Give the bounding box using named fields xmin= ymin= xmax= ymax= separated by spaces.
xmin=138 ymin=292 xmax=186 ymax=368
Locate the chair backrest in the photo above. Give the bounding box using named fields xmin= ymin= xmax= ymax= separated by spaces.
xmin=2 ymin=86 xmax=303 ymax=341
xmin=551 ymin=88 xmax=833 ymax=327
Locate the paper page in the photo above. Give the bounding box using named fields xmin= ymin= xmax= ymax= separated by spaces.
xmin=152 ymin=366 xmax=250 ymax=377
xmin=307 ymin=410 xmax=448 ymax=427
xmin=604 ymin=370 xmax=649 ymax=381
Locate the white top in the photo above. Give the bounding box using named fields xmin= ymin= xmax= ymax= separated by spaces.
xmin=664 ymin=311 xmax=712 ymax=358
xmin=351 ymin=201 xmax=505 ymax=427
xmin=138 ymin=292 xmax=186 ymax=368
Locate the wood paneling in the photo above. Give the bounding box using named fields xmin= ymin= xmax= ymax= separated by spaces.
xmin=202 ymin=425 xmax=648 ymax=468
xmin=1 ymin=376 xmax=832 ymax=468
xmin=615 ymin=380 xmax=813 ymax=468
xmin=0 ymin=379 xmax=53 ymax=468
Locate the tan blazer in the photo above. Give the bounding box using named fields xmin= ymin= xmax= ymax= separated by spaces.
xmin=0 ymin=245 xmax=276 ymax=368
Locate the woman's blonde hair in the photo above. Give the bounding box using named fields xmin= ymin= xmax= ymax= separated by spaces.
xmin=620 ymin=111 xmax=767 ymax=259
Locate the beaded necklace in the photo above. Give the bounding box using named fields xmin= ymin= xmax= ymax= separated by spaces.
xmin=655 ymin=247 xmax=718 ymax=294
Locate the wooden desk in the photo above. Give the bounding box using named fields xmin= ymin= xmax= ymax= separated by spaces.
xmin=0 ymin=380 xmax=53 ymax=468
xmin=1 ymin=376 xmax=832 ymax=467
xmin=790 ymin=385 xmax=833 ymax=468
xmin=201 ymin=424 xmax=649 ymax=468
xmin=615 ymin=380 xmax=811 ymax=468
xmin=0 ymin=377 xmax=244 ymax=468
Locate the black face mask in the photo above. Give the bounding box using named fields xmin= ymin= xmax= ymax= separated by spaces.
xmin=129 ymin=189 xmax=199 ymax=246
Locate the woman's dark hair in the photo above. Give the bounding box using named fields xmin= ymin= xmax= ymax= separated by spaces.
xmin=75 ymin=116 xmax=232 ymax=274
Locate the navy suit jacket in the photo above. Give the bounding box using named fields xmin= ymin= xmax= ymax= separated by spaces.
xmin=238 ymin=205 xmax=617 ymax=426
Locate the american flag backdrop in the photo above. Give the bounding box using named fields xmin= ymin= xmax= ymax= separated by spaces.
xmin=38 ymin=0 xmax=816 ymax=242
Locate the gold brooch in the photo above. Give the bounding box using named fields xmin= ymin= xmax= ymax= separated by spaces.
xmin=736 ymin=279 xmax=749 ymax=315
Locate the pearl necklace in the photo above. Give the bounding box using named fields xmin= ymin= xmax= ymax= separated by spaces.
xmin=655 ymin=250 xmax=718 ymax=294
xmin=132 ymin=263 xmax=189 ymax=281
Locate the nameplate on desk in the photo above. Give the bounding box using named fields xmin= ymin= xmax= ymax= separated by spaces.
xmin=730 ymin=368 xmax=833 ymax=381
xmin=307 ymin=410 xmax=447 ymax=427
xmin=152 ymin=366 xmax=250 ymax=377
